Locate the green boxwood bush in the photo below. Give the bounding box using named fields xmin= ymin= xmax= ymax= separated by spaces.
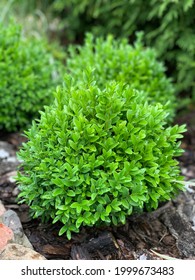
xmin=67 ymin=34 xmax=176 ymax=121
xmin=3 ymin=1 xmax=194 ymax=100
xmin=52 ymin=0 xmax=195 ymax=100
xmin=17 ymin=75 xmax=185 ymax=239
xmin=0 ymin=22 xmax=64 ymax=132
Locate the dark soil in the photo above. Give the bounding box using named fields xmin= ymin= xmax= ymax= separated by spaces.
xmin=0 ymin=110 xmax=195 ymax=260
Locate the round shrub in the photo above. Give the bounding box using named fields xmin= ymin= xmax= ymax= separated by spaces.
xmin=67 ymin=33 xmax=176 ymax=121
xmin=0 ymin=22 xmax=64 ymax=132
xmin=17 ymin=75 xmax=185 ymax=239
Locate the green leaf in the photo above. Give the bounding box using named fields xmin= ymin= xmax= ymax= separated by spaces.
xmin=97 ymin=204 xmax=104 ymax=212
xmin=53 ymin=188 xmax=64 ymax=196
xmin=125 ymin=148 xmax=133 ymax=154
xmin=66 ymin=230 xmax=72 ymax=240
xmin=112 ymin=215 xmax=118 ymax=226
xmin=76 ymin=217 xmax=83 ymax=228
xmin=121 ymin=199 xmax=129 ymax=209
xmin=67 ymin=190 xmax=76 ymax=197
xmin=130 ymin=194 xmax=139 ymax=203
xmin=106 ymin=204 xmax=112 ymax=214
xmin=41 ymin=192 xmax=52 ymax=200
xmin=111 ymin=199 xmax=121 ymax=211
xmin=91 ymin=193 xmax=97 ymax=200
xmin=101 ymin=213 xmax=106 ymax=221
xmin=119 ymin=212 xmax=126 ymax=224
xmin=59 ymin=225 xmax=67 ymax=236
xmin=150 ymin=192 xmax=160 ymax=202
xmin=97 ymin=197 xmax=106 ymax=204
xmin=52 ymin=215 xmax=61 ymax=224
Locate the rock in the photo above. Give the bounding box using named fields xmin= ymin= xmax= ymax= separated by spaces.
xmin=0 ymin=141 xmax=20 ymax=176
xmin=0 ymin=149 xmax=9 ymax=159
xmin=0 ymin=223 xmax=14 ymax=252
xmin=12 ymin=186 xmax=20 ymax=196
xmin=0 ymin=200 xmax=6 ymax=216
xmin=0 ymin=141 xmax=16 ymax=157
xmin=0 ymin=171 xmax=17 ymax=185
xmin=21 ymin=234 xmax=34 ymax=249
xmin=3 ymin=210 xmax=23 ymax=238
xmin=0 ymin=243 xmax=46 ymax=260
xmin=2 ymin=209 xmax=33 ymax=249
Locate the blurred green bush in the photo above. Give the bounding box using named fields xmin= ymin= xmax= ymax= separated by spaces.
xmin=2 ymin=1 xmax=194 ymax=101
xmin=0 ymin=21 xmax=64 ymax=132
xmin=51 ymin=0 xmax=195 ymax=102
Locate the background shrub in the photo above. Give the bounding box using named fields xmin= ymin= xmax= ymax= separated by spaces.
xmin=17 ymin=75 xmax=185 ymax=239
xmin=54 ymin=0 xmax=195 ymax=99
xmin=67 ymin=33 xmax=176 ymax=121
xmin=0 ymin=21 xmax=64 ymax=132
xmin=145 ymin=0 xmax=195 ymax=102
xmin=50 ymin=0 xmax=195 ymax=103
xmin=50 ymin=0 xmax=147 ymax=42
xmin=2 ymin=1 xmax=194 ymax=101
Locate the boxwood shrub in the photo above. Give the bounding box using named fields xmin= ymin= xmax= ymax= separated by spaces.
xmin=0 ymin=22 xmax=64 ymax=132
xmin=67 ymin=34 xmax=176 ymax=121
xmin=51 ymin=0 xmax=195 ymax=101
xmin=5 ymin=1 xmax=194 ymax=100
xmin=17 ymin=75 xmax=185 ymax=239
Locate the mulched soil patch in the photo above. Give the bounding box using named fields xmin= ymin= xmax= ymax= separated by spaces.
xmin=0 ymin=109 xmax=195 ymax=260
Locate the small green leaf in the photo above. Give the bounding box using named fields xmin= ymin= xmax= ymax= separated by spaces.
xmin=91 ymin=193 xmax=97 ymax=200
xmin=66 ymin=230 xmax=72 ymax=240
xmin=130 ymin=194 xmax=139 ymax=203
xmin=112 ymin=215 xmax=118 ymax=226
xmin=53 ymin=188 xmax=64 ymax=196
xmin=76 ymin=217 xmax=83 ymax=228
xmin=121 ymin=199 xmax=129 ymax=209
xmin=59 ymin=225 xmax=67 ymax=236
xmin=106 ymin=204 xmax=111 ymax=214
xmin=125 ymin=148 xmax=133 ymax=154
xmin=67 ymin=190 xmax=76 ymax=197
xmin=119 ymin=212 xmax=126 ymax=224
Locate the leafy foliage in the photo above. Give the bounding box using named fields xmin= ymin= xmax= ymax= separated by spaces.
xmin=0 ymin=21 xmax=64 ymax=132
xmin=50 ymin=0 xmax=147 ymax=41
xmin=2 ymin=1 xmax=194 ymax=100
xmin=51 ymin=0 xmax=195 ymax=101
xmin=145 ymin=0 xmax=195 ymax=100
xmin=17 ymin=75 xmax=185 ymax=239
xmin=67 ymin=33 xmax=176 ymax=121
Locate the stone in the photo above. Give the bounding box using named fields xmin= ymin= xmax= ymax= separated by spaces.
xmin=21 ymin=234 xmax=34 ymax=249
xmin=0 ymin=141 xmax=20 ymax=176
xmin=2 ymin=209 xmax=33 ymax=248
xmin=0 ymin=149 xmax=9 ymax=159
xmin=0 ymin=171 xmax=17 ymax=185
xmin=0 ymin=200 xmax=6 ymax=217
xmin=12 ymin=186 xmax=20 ymax=196
xmin=0 ymin=141 xmax=15 ymax=158
xmin=0 ymin=223 xmax=14 ymax=252
xmin=3 ymin=210 xmax=23 ymax=238
xmin=0 ymin=243 xmax=46 ymax=260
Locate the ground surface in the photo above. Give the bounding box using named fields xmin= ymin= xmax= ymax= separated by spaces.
xmin=0 ymin=110 xmax=195 ymax=260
